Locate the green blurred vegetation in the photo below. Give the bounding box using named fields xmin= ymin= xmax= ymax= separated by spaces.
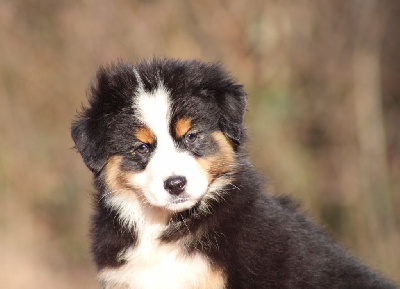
xmin=0 ymin=0 xmax=399 ymax=287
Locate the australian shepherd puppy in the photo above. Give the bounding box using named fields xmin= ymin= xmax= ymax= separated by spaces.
xmin=71 ymin=58 xmax=395 ymax=289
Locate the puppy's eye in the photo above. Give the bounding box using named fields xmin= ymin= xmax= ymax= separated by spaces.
xmin=184 ymin=133 xmax=197 ymax=144
xmin=136 ymin=143 xmax=150 ymax=154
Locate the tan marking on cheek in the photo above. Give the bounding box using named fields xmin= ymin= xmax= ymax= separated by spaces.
xmin=104 ymin=156 xmax=136 ymax=193
xmin=197 ymin=158 xmax=214 ymax=182
xmin=212 ymin=131 xmax=235 ymax=163
xmin=197 ymin=131 xmax=235 ymax=182
xmin=175 ymin=118 xmax=192 ymax=138
xmin=104 ymin=155 xmax=123 ymax=189
xmin=134 ymin=127 xmax=154 ymax=144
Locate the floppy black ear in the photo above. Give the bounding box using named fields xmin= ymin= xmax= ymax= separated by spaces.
xmin=217 ymin=84 xmax=247 ymax=146
xmin=71 ymin=63 xmax=135 ymax=174
xmin=71 ymin=117 xmax=108 ymax=174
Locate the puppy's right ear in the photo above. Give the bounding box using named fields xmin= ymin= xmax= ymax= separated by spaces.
xmin=71 ymin=116 xmax=107 ymax=174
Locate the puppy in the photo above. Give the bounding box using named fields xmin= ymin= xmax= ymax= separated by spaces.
xmin=71 ymin=58 xmax=396 ymax=289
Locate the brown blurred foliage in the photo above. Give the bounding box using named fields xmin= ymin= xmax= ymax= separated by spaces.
xmin=1 ymin=0 xmax=399 ymax=288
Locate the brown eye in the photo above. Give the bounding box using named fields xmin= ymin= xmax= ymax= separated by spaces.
xmin=184 ymin=133 xmax=197 ymax=144
xmin=136 ymin=143 xmax=150 ymax=154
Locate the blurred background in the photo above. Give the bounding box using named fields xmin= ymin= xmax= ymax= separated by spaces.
xmin=1 ymin=0 xmax=399 ymax=288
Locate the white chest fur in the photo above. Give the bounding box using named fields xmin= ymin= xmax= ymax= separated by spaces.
xmin=97 ymin=225 xmax=225 ymax=289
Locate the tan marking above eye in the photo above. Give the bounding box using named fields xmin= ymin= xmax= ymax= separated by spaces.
xmin=134 ymin=127 xmax=154 ymax=144
xmin=175 ymin=118 xmax=192 ymax=138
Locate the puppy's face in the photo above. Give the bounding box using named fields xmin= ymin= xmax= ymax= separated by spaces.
xmin=72 ymin=59 xmax=246 ymax=220
xmin=110 ymin=85 xmax=235 ymax=212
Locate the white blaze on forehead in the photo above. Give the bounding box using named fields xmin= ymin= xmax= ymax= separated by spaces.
xmin=135 ymin=85 xmax=172 ymax=140
xmin=131 ymin=68 xmax=171 ymax=143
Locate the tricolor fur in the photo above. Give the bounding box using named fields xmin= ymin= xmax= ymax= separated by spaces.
xmin=71 ymin=58 xmax=396 ymax=289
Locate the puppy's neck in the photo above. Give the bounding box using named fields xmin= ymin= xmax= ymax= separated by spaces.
xmin=105 ymin=191 xmax=172 ymax=234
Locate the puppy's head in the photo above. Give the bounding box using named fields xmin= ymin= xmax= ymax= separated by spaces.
xmin=72 ymin=59 xmax=246 ymax=219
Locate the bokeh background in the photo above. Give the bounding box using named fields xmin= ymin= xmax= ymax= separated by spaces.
xmin=1 ymin=0 xmax=399 ymax=288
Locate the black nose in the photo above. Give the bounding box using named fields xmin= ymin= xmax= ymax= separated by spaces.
xmin=164 ymin=176 xmax=187 ymax=195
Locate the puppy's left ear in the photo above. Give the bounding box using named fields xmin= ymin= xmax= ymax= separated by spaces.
xmin=71 ymin=117 xmax=108 ymax=174
xmin=217 ymin=84 xmax=246 ymax=147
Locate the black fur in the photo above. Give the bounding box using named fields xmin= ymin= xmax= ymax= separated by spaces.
xmin=164 ymin=167 xmax=395 ymax=288
xmin=72 ymin=58 xmax=396 ymax=288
